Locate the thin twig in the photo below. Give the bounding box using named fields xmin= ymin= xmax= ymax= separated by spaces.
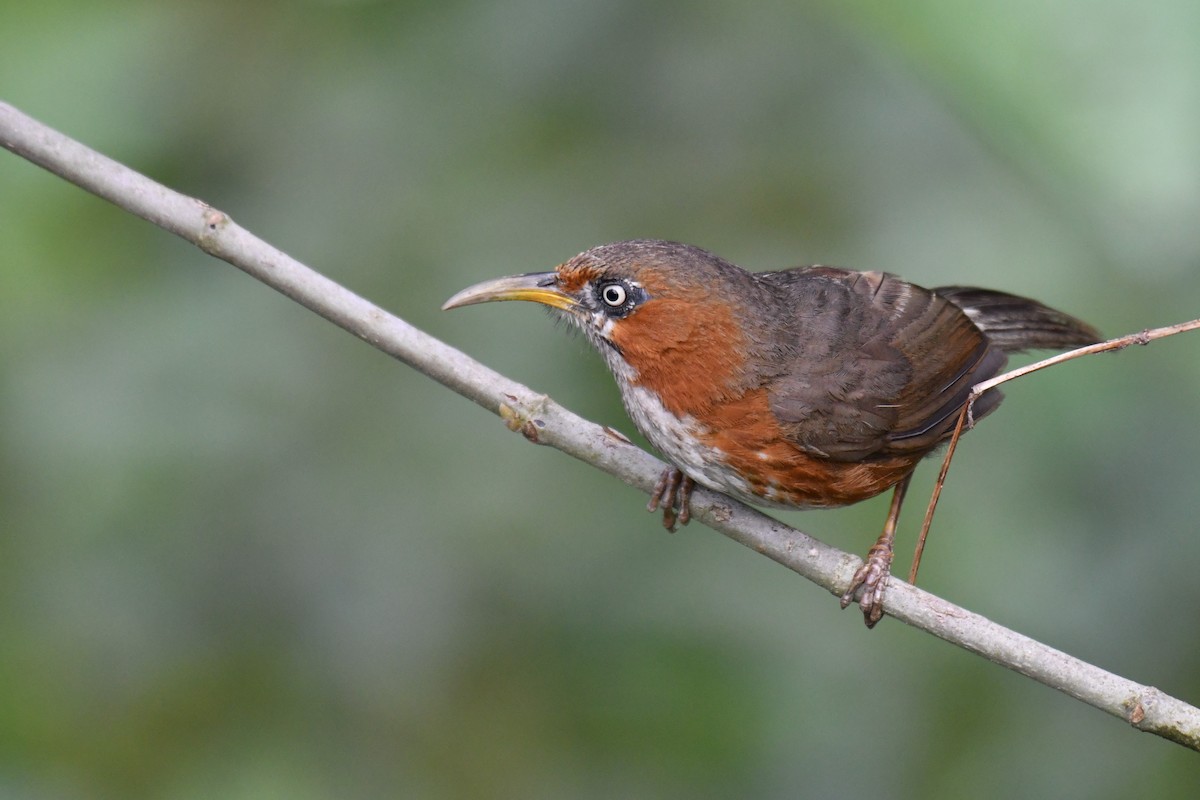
xmin=969 ymin=320 xmax=1200 ymax=415
xmin=907 ymin=404 xmax=969 ymax=584
xmin=3 ymin=100 xmax=1199 ymax=751
xmin=909 ymin=320 xmax=1200 ymax=581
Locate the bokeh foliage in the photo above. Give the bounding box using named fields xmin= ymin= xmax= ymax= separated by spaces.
xmin=2 ymin=0 xmax=1199 ymax=797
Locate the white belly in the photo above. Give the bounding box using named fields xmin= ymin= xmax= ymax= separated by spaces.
xmin=618 ymin=383 xmax=761 ymax=502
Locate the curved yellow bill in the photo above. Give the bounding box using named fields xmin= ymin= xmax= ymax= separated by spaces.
xmin=441 ymin=271 xmax=577 ymax=312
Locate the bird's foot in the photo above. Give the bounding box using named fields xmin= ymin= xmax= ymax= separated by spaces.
xmin=839 ymin=539 xmax=895 ymax=628
xmin=647 ymin=467 xmax=695 ymax=532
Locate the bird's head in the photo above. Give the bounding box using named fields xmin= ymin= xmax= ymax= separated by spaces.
xmin=443 ymin=240 xmax=761 ymax=407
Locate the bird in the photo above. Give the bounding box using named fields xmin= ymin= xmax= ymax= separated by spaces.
xmin=442 ymin=239 xmax=1100 ymax=626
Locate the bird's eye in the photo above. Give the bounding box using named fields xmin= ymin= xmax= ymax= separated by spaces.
xmin=600 ymin=283 xmax=627 ymax=307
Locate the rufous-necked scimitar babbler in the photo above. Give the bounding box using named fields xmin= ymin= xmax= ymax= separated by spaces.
xmin=443 ymin=240 xmax=1099 ymax=626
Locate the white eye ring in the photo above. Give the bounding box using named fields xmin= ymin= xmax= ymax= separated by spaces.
xmin=600 ymin=283 xmax=627 ymax=307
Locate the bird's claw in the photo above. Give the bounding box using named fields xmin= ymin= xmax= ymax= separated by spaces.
xmin=647 ymin=467 xmax=695 ymax=532
xmin=839 ymin=543 xmax=894 ymax=628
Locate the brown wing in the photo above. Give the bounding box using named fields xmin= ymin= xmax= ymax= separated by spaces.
xmin=759 ymin=267 xmax=1007 ymax=461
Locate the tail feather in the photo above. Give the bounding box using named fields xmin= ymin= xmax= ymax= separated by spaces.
xmin=934 ymin=286 xmax=1101 ymax=353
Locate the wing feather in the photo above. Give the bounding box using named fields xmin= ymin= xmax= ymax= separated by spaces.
xmin=759 ymin=268 xmax=1006 ymax=461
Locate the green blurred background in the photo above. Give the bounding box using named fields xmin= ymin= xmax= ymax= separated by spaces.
xmin=3 ymin=0 xmax=1200 ymax=797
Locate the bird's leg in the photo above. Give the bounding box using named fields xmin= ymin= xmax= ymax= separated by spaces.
xmin=840 ymin=473 xmax=912 ymax=628
xmin=647 ymin=467 xmax=695 ymax=532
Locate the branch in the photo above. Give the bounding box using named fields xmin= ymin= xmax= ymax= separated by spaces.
xmin=969 ymin=321 xmax=1200 ymax=405
xmin=3 ymin=100 xmax=1198 ymax=751
xmin=907 ymin=320 xmax=1200 ymax=583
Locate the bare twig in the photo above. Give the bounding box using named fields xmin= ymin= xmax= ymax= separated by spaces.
xmin=970 ymin=321 xmax=1200 ymax=406
xmin=3 ymin=100 xmax=1199 ymax=751
xmin=907 ymin=404 xmax=968 ymax=585
xmin=911 ymin=319 xmax=1200 ymax=583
